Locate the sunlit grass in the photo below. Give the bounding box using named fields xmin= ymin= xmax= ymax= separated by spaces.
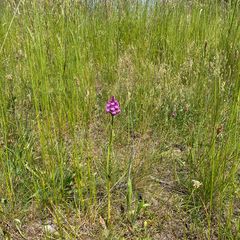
xmin=0 ymin=0 xmax=239 ymax=239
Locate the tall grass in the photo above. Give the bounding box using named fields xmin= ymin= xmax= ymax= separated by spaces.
xmin=0 ymin=0 xmax=239 ymax=239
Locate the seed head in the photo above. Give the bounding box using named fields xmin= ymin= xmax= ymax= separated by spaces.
xmin=106 ymin=96 xmax=121 ymax=116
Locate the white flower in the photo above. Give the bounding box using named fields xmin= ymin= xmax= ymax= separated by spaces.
xmin=192 ymin=180 xmax=202 ymax=189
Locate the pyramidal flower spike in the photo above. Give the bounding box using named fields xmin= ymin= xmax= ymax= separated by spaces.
xmin=106 ymin=96 xmax=121 ymax=116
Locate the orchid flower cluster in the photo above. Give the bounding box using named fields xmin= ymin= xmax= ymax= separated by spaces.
xmin=105 ymin=96 xmax=121 ymax=116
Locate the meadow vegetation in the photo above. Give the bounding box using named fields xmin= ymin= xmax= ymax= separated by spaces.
xmin=0 ymin=0 xmax=239 ymax=239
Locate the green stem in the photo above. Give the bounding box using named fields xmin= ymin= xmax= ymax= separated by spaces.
xmin=127 ymin=145 xmax=133 ymax=211
xmin=107 ymin=115 xmax=114 ymax=225
xmin=126 ymin=106 xmax=133 ymax=211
